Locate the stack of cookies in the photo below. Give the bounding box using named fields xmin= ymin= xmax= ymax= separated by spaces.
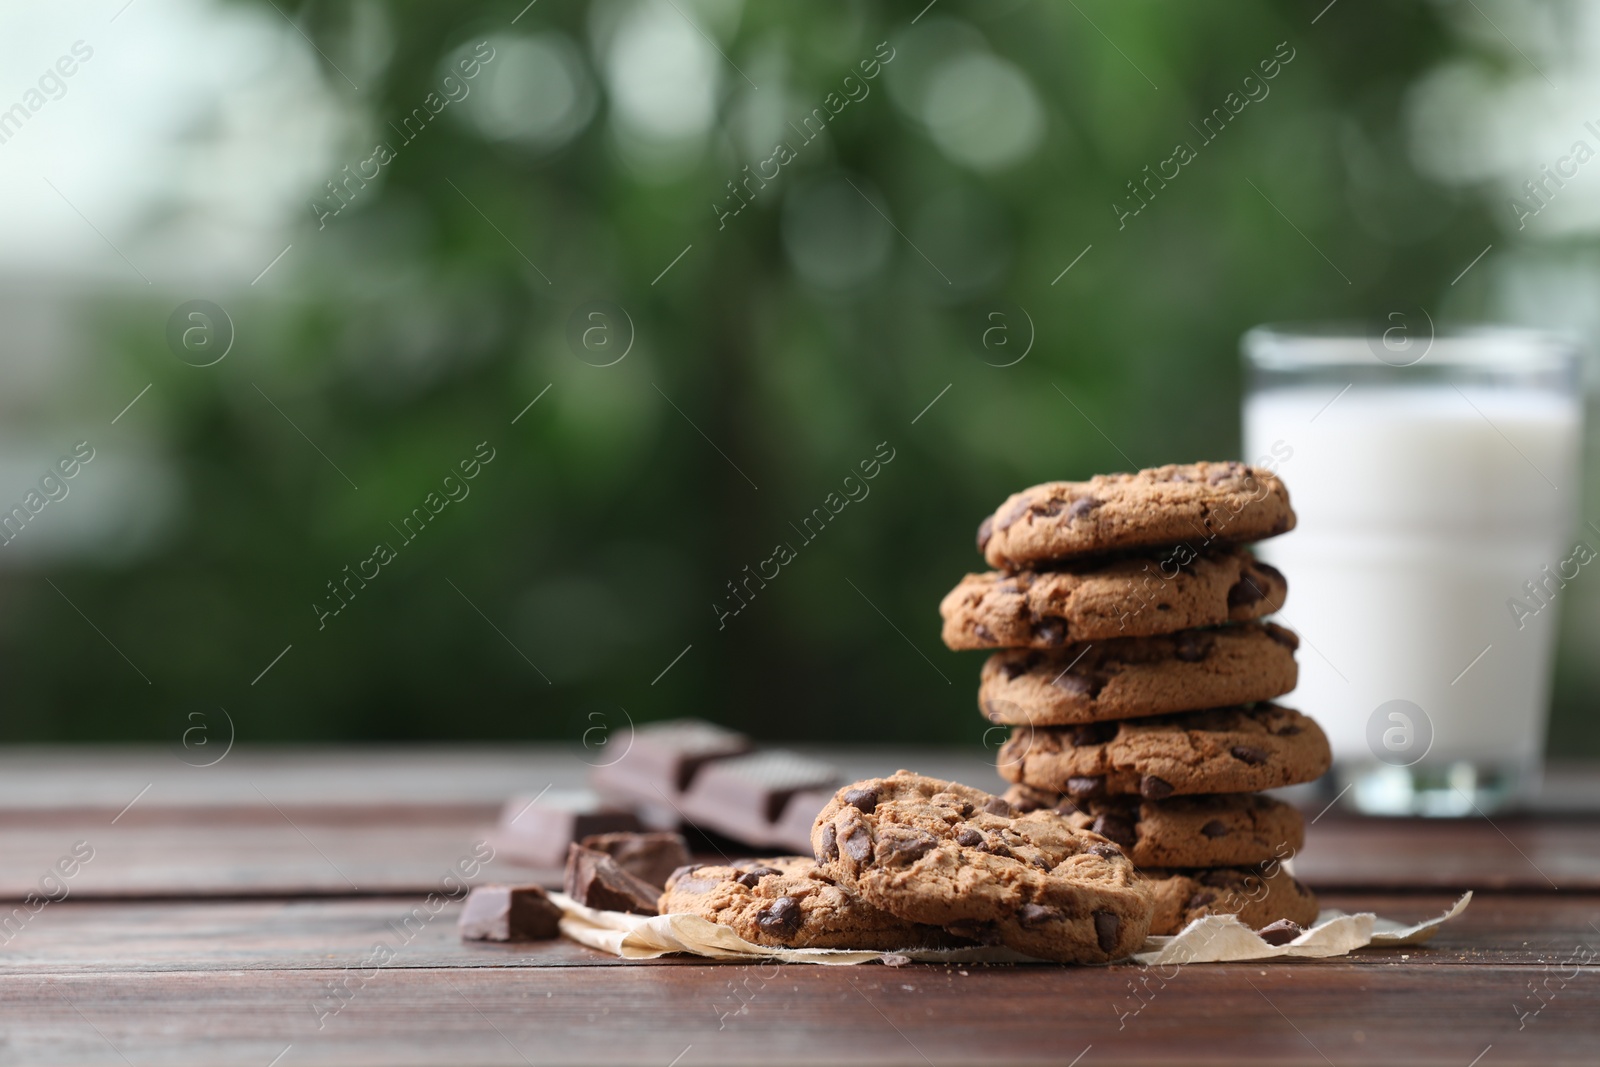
xmin=940 ymin=461 xmax=1332 ymax=937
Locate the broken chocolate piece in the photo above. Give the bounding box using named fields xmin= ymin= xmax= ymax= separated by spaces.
xmin=1257 ymin=918 xmax=1305 ymax=945
xmin=563 ymin=844 xmax=661 ymax=915
xmin=578 ymin=831 xmax=693 ymax=890
xmin=458 ymin=884 xmax=563 ymax=942
xmin=490 ymin=789 xmax=642 ymax=868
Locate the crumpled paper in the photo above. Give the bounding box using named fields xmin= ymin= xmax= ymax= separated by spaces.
xmin=551 ymin=890 xmax=1471 ymax=966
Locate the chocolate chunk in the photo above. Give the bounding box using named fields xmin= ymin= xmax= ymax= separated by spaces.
xmin=1199 ymin=819 xmax=1231 ymax=839
xmin=955 ymin=828 xmax=984 ymax=848
xmin=879 ymin=829 xmax=938 ymax=865
xmin=983 ymin=796 xmax=1013 ymax=816
xmin=981 ymin=841 xmax=1014 ymax=859
xmin=1051 ymin=800 xmax=1082 ymax=817
xmin=757 ymin=896 xmax=803 ymax=936
xmin=1172 ymin=631 xmax=1211 ymax=662
xmin=1269 ymin=516 xmax=1290 ymax=535
xmin=841 ymin=823 xmax=874 ymax=863
xmin=563 ymin=845 xmax=661 ymax=915
xmin=1088 ymin=843 xmax=1122 ymax=859
xmin=1090 ymin=813 xmax=1136 ymax=847
xmin=1066 ymin=776 xmax=1106 ymax=799
xmin=1198 ymin=869 xmax=1250 ymax=889
xmin=579 ymin=832 xmax=693 ymax=889
xmin=999 ymin=497 xmax=1032 ymax=531
xmin=816 ymin=822 xmax=839 ymax=862
xmin=842 ymin=787 xmax=879 ymax=814
xmin=664 ymin=864 xmax=723 ymax=895
xmin=1264 ymin=625 xmax=1298 ymax=650
xmin=1032 ymin=498 xmax=1067 ymax=518
xmin=976 ymin=515 xmax=994 ymax=553
xmin=1093 ymin=911 xmax=1120 ymax=953
xmin=1017 ymin=902 xmax=1060 ymax=928
xmin=955 ymin=800 xmax=975 ymax=817
xmin=1187 ymin=891 xmax=1218 ymax=909
xmin=1000 ymin=652 xmax=1041 ymax=681
xmin=458 ymin=884 xmax=563 ymax=942
xmin=972 ymin=623 xmax=997 ymax=644
xmin=1257 ymin=919 xmax=1305 ymax=946
xmin=1139 ymin=775 xmax=1174 ymax=800
xmin=1031 ymin=617 xmax=1066 ymax=646
xmin=492 ymin=790 xmax=643 ymax=868
xmin=735 ymin=866 xmax=782 ymax=888
xmin=1051 ymin=672 xmax=1095 ymax=697
xmin=1066 ymin=497 xmax=1100 ymax=521
xmin=1227 ymin=576 xmax=1266 ymax=607
xmin=1070 ymin=721 xmax=1117 ymax=746
xmin=1230 ymin=746 xmax=1269 ymax=765
xmin=1275 ymin=724 xmax=1303 ymax=736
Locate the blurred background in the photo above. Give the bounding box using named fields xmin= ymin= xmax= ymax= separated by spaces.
xmin=2 ymin=0 xmax=1597 ymax=752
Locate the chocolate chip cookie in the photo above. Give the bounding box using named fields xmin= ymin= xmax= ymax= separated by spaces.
xmin=811 ymin=771 xmax=1153 ymax=963
xmin=941 ymin=547 xmax=1286 ymax=651
xmin=1002 ymin=786 xmax=1305 ymax=868
xmin=659 ymin=856 xmax=956 ymax=950
xmin=997 ymin=703 xmax=1330 ymax=799
xmin=1142 ymin=863 xmax=1319 ymax=936
xmin=977 ymin=462 xmax=1294 ymax=570
xmin=979 ymin=622 xmax=1299 ymax=726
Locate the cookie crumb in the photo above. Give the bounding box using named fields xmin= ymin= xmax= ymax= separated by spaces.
xmin=881 ymin=954 xmax=911 ymax=967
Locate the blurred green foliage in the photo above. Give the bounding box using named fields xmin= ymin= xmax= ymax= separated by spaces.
xmin=20 ymin=0 xmax=1590 ymax=753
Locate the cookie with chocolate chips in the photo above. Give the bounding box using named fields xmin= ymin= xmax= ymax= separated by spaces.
xmin=940 ymin=547 xmax=1286 ymax=651
xmin=659 ymin=856 xmax=955 ymax=950
xmin=1142 ymin=862 xmax=1319 ymax=935
xmin=976 ymin=461 xmax=1295 ymax=570
xmin=1002 ymin=785 xmax=1306 ymax=868
xmin=997 ymin=703 xmax=1330 ymax=799
xmin=979 ymin=621 xmax=1299 ymax=726
xmin=811 ymin=771 xmax=1153 ymax=963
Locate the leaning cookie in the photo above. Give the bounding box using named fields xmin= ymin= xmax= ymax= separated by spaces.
xmin=811 ymin=771 xmax=1152 ymax=964
xmin=1003 ymin=786 xmax=1305 ymax=869
xmin=998 ymin=703 xmax=1331 ymax=800
xmin=659 ymin=857 xmax=957 ymax=950
xmin=940 ymin=548 xmax=1287 ymax=651
xmin=977 ymin=461 xmax=1295 ymax=570
xmin=1142 ymin=863 xmax=1319 ymax=936
xmin=979 ymin=622 xmax=1299 ymax=726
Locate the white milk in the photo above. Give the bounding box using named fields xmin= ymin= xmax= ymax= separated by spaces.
xmin=1244 ymin=385 xmax=1583 ymax=776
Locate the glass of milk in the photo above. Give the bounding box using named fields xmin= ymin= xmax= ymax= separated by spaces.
xmin=1242 ymin=323 xmax=1583 ymax=815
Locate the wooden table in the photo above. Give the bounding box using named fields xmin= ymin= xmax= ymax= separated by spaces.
xmin=2 ymin=747 xmax=1597 ymax=1066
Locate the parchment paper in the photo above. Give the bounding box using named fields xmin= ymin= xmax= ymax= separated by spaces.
xmin=551 ymin=890 xmax=1471 ymax=966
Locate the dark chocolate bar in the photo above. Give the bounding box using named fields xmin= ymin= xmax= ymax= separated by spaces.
xmin=490 ymin=789 xmax=642 ymax=867
xmin=563 ymin=844 xmax=661 ymax=915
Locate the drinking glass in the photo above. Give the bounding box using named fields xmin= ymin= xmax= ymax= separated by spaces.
xmin=1242 ymin=323 xmax=1584 ymax=815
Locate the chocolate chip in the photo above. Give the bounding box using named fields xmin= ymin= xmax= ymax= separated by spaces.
xmin=1139 ymin=775 xmax=1174 ymax=800
xmin=1255 ymin=561 xmax=1285 ymax=585
xmin=1257 ymin=919 xmax=1304 ymax=946
xmin=1093 ymin=911 xmax=1120 ymax=953
xmin=1067 ymin=497 xmax=1101 ymax=522
xmin=1275 ymin=724 xmax=1303 ymax=736
xmin=1265 ymin=625 xmax=1298 ymax=650
xmin=1090 ymin=813 xmax=1136 ymax=847
xmin=1227 ymin=577 xmax=1266 ymax=607
xmin=976 ymin=515 xmax=994 ymax=553
xmin=841 ymin=823 xmax=873 ymax=863
xmin=972 ymin=622 xmax=997 ymax=644
xmin=757 ymin=896 xmax=803 ymax=936
xmin=1198 ymin=869 xmax=1249 ymax=889
xmin=1000 ymin=655 xmax=1035 ymax=681
xmin=1066 ymin=776 xmax=1106 ymax=799
xmin=999 ymin=498 xmax=1032 ymax=531
xmin=1071 ymin=721 xmax=1117 ymax=746
xmin=983 ymin=796 xmax=1013 ymax=816
xmin=1172 ymin=631 xmax=1211 ymax=662
xmin=1031 ymin=617 xmax=1066 ymax=646
xmin=1088 ymin=843 xmax=1122 ymax=859
xmin=981 ymin=841 xmax=1014 ymax=859
xmin=956 ymin=800 xmax=975 ymax=817
xmin=1017 ymin=903 xmax=1061 ymax=928
xmin=816 ymin=823 xmax=839 ymax=862
xmin=1269 ymin=516 xmax=1290 ymax=535
xmin=955 ymin=828 xmax=984 ymax=847
xmin=1231 ymin=746 xmax=1269 ymax=765
xmin=946 ymin=921 xmax=1002 ymax=945
xmin=1187 ymin=891 xmax=1218 ymax=909
xmin=881 ymin=830 xmax=938 ymax=864
xmin=1033 ymin=499 xmax=1067 ymax=518
xmin=1199 ymin=820 xmax=1231 ymax=839
xmin=735 ymin=866 xmax=781 ymax=888
xmin=1051 ymin=800 xmax=1082 ymax=817
xmin=842 ymin=787 xmax=879 ymax=814
xmin=1051 ymin=672 xmax=1095 ymax=697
